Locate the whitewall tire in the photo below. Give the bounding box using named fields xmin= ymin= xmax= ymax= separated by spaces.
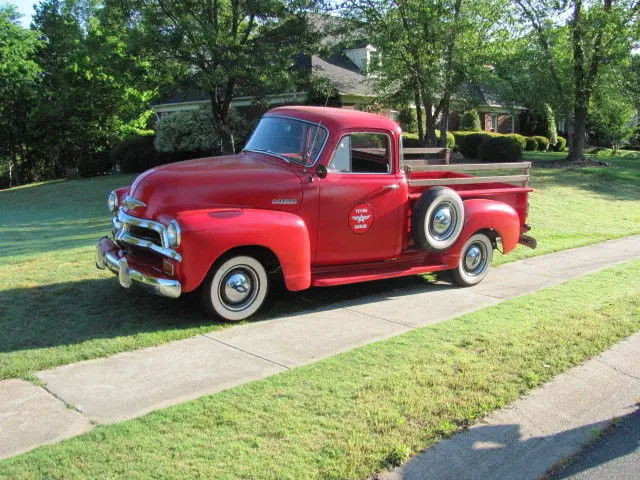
xmin=412 ymin=187 xmax=465 ymax=252
xmin=451 ymin=233 xmax=493 ymax=287
xmin=202 ymin=255 xmax=269 ymax=321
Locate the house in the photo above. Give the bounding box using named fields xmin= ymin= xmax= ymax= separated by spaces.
xmin=152 ymin=14 xmax=526 ymax=135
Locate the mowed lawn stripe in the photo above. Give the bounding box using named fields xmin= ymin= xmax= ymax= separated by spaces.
xmin=1 ymin=261 xmax=639 ymax=480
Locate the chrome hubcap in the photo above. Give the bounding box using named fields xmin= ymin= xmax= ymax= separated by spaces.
xmin=224 ymin=273 xmax=252 ymax=304
xmin=430 ymin=203 xmax=456 ymax=240
xmin=463 ymin=242 xmax=487 ymax=276
xmin=219 ymin=267 xmax=258 ymax=311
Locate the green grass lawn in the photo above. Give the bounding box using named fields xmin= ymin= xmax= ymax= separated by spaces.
xmin=1 ymin=261 xmax=639 ymax=480
xmin=1 ymin=150 xmax=639 ymax=379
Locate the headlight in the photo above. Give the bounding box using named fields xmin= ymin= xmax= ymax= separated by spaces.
xmin=107 ymin=191 xmax=118 ymax=213
xmin=167 ymin=220 xmax=181 ymax=248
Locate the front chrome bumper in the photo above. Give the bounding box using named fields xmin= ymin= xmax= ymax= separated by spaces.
xmin=95 ymin=237 xmax=182 ymax=299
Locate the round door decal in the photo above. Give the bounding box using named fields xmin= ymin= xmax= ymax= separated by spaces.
xmin=349 ymin=203 xmax=374 ymax=234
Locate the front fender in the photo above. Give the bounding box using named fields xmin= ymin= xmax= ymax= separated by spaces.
xmin=443 ymin=199 xmax=521 ymax=266
xmin=175 ymin=209 xmax=311 ymax=292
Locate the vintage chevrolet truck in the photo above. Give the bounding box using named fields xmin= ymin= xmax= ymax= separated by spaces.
xmin=96 ymin=106 xmax=536 ymax=321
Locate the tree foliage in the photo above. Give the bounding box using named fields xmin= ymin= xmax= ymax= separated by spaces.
xmin=125 ymin=0 xmax=322 ymax=153
xmin=155 ymin=108 xmax=251 ymax=153
xmin=341 ymin=0 xmax=506 ymax=146
xmin=0 ymin=5 xmax=41 ymax=187
xmin=511 ymin=0 xmax=640 ymax=160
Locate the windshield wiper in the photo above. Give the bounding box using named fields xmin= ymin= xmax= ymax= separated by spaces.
xmin=244 ymin=148 xmax=291 ymax=163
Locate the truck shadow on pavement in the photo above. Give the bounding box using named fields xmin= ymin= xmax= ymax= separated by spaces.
xmin=387 ymin=409 xmax=640 ymax=480
xmin=0 ymin=273 xmax=448 ymax=354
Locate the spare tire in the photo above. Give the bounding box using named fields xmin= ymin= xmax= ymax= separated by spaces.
xmin=412 ymin=186 xmax=464 ymax=252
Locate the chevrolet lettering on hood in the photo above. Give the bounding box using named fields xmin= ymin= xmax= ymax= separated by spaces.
xmin=95 ymin=105 xmax=535 ymax=323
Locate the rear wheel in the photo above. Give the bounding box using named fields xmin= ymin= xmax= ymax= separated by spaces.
xmin=451 ymin=233 xmax=493 ymax=287
xmin=201 ymin=255 xmax=269 ymax=321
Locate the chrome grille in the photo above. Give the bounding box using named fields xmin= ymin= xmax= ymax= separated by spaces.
xmin=113 ymin=210 xmax=182 ymax=262
xmin=126 ymin=224 xmax=162 ymax=246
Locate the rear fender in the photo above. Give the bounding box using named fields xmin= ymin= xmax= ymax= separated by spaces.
xmin=175 ymin=209 xmax=311 ymax=292
xmin=442 ymin=199 xmax=521 ymax=266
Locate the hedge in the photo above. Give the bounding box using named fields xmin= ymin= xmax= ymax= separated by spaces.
xmin=552 ymin=136 xmax=567 ymax=152
xmin=478 ymin=135 xmax=523 ymax=163
xmin=524 ymin=137 xmax=538 ymax=151
xmin=455 ymin=132 xmax=494 ymax=159
xmin=459 ymin=109 xmax=482 ymax=131
xmin=533 ymin=135 xmax=550 ymax=151
xmin=77 ymin=151 xmax=112 ymax=178
xmin=505 ymin=134 xmax=526 ymax=151
xmin=402 ymin=131 xmax=455 ymax=149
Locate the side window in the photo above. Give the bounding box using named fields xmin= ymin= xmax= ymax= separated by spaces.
xmin=330 ymin=136 xmax=351 ymax=172
xmin=328 ymin=133 xmax=391 ymax=174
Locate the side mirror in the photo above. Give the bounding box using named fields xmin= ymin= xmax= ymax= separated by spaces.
xmin=316 ymin=164 xmax=327 ymax=179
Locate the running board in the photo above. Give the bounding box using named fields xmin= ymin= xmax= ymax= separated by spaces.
xmin=311 ymin=262 xmax=450 ymax=287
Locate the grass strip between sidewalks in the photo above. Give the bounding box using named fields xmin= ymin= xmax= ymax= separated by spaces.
xmin=1 ymin=260 xmax=639 ymax=480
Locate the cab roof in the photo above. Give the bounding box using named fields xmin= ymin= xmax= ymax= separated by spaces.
xmin=266 ymin=106 xmax=402 ymax=135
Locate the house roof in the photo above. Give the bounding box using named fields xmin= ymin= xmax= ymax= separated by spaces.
xmin=311 ymin=55 xmax=375 ymax=97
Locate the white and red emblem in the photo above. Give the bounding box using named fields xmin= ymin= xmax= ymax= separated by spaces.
xmin=348 ymin=203 xmax=374 ymax=234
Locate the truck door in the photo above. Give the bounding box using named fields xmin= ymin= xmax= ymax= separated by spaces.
xmin=315 ymin=131 xmax=403 ymax=265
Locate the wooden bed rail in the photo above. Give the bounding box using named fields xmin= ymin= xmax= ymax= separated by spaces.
xmin=406 ymin=161 xmax=532 ymax=187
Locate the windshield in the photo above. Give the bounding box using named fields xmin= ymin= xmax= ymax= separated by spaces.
xmin=244 ymin=116 xmax=328 ymax=166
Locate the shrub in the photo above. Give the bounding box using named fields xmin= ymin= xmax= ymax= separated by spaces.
xmin=459 ymin=109 xmax=482 ymax=131
xmin=437 ymin=130 xmax=456 ymax=149
xmin=111 ymin=135 xmax=156 ymax=174
xmin=522 ymin=103 xmax=557 ymax=144
xmin=77 ymin=151 xmax=112 ymax=178
xmin=402 ymin=131 xmax=455 ymax=150
xmin=533 ymin=135 xmax=550 ymax=151
xmin=155 ymin=107 xmax=251 ymax=154
xmin=398 ymin=106 xmax=417 ymax=134
xmin=524 ymin=137 xmax=538 ymax=151
xmin=456 ymin=132 xmax=493 ymax=159
xmin=402 ymin=133 xmax=422 ymax=148
xmin=505 ymin=134 xmax=526 ymax=151
xmin=552 ymin=136 xmax=567 ymax=152
xmin=478 ymin=135 xmax=523 ymax=163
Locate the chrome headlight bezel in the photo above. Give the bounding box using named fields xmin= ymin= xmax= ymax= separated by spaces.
xmin=107 ymin=191 xmax=118 ymax=213
xmin=166 ymin=219 xmax=181 ymax=248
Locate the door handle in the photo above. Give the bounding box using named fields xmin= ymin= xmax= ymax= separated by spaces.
xmin=383 ymin=184 xmax=399 ymax=190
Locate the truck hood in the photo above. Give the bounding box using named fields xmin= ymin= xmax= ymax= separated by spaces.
xmin=124 ymin=152 xmax=304 ymax=219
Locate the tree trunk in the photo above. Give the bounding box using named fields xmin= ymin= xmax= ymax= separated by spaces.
xmin=424 ymin=103 xmax=438 ymax=146
xmin=209 ymin=92 xmax=235 ymax=155
xmin=568 ymin=104 xmax=587 ymax=161
xmin=415 ymin=90 xmax=425 ymax=143
xmin=439 ymin=95 xmax=451 ymax=148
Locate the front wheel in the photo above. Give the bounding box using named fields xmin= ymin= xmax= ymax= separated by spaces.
xmin=201 ymin=255 xmax=269 ymax=321
xmin=451 ymin=233 xmax=493 ymax=287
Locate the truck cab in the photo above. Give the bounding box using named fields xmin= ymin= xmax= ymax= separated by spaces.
xmin=96 ymin=106 xmax=535 ymax=321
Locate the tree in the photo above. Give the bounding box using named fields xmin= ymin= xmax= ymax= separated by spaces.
xmin=125 ymin=0 xmax=321 ymax=154
xmin=342 ymin=0 xmax=504 ymax=146
xmin=513 ymin=0 xmax=640 ymax=160
xmin=459 ymin=109 xmax=482 ymax=131
xmin=26 ymin=0 xmax=157 ymax=181
xmin=0 ymin=5 xmax=40 ymax=187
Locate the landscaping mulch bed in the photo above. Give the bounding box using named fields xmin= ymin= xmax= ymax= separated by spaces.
xmin=531 ymin=156 xmax=611 ymax=169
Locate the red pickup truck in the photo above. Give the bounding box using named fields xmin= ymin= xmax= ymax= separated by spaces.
xmin=96 ymin=106 xmax=535 ymax=321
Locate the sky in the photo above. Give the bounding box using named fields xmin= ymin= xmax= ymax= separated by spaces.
xmin=3 ymin=0 xmax=35 ymax=26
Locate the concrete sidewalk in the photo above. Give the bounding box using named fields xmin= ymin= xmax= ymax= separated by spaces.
xmin=1 ymin=236 xmax=639 ymax=460
xmin=377 ymin=331 xmax=640 ymax=480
